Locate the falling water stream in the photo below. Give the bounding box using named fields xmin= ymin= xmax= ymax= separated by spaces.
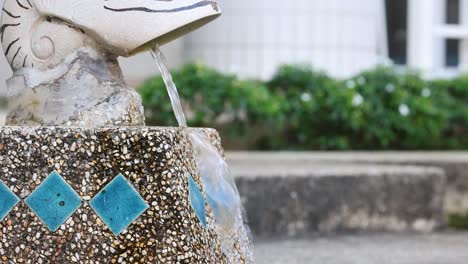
xmin=150 ymin=45 xmax=243 ymax=227
xmin=150 ymin=46 xmax=187 ymax=127
xmin=151 ymin=45 xmax=253 ymax=262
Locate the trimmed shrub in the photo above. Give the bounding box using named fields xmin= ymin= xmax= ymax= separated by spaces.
xmin=138 ymin=63 xmax=468 ymax=150
xmin=429 ymin=75 xmax=468 ymax=148
xmin=265 ymin=66 xmax=449 ymax=150
xmin=139 ymin=63 xmax=280 ymax=149
xmin=265 ymin=65 xmax=356 ymax=150
xmin=345 ymin=67 xmax=448 ymax=150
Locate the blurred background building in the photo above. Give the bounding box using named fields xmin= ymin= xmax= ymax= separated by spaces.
xmin=121 ymin=0 xmax=388 ymax=82
xmin=0 ymin=0 xmax=466 ymax=93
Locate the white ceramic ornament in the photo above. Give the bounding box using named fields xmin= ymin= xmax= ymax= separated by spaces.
xmin=0 ymin=0 xmax=221 ymax=126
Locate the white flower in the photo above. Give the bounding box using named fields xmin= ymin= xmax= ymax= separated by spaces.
xmin=422 ymin=88 xmax=431 ymax=97
xmin=357 ymin=77 xmax=366 ymax=85
xmin=346 ymin=80 xmax=356 ymax=89
xmin=352 ymin=94 xmax=364 ymax=106
xmin=399 ymin=104 xmax=410 ymax=116
xmin=385 ymin=84 xmax=395 ymax=93
xmin=300 ymin=93 xmax=312 ymax=102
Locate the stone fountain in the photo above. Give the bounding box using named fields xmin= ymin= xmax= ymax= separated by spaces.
xmin=0 ymin=0 xmax=253 ymax=263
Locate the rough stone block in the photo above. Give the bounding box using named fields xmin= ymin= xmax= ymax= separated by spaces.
xmin=229 ymin=151 xmax=468 ymax=216
xmin=232 ymin=161 xmax=446 ymax=238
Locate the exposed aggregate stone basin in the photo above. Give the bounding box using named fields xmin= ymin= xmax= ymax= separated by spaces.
xmin=0 ymin=126 xmax=252 ymax=263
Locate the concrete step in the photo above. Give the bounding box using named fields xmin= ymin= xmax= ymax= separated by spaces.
xmin=228 ymin=151 xmax=468 ymax=215
xmin=254 ymin=232 xmax=468 ymax=264
xmin=231 ymin=160 xmax=446 ymax=239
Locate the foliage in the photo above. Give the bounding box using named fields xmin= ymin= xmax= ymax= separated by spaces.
xmin=265 ymin=65 xmax=356 ymax=149
xmin=340 ymin=67 xmax=448 ymax=150
xmin=448 ymin=212 xmax=468 ymax=230
xmin=139 ymin=63 xmax=280 ymax=149
xmin=139 ymin=63 xmax=468 ymax=150
xmin=428 ymin=75 xmax=468 ymax=148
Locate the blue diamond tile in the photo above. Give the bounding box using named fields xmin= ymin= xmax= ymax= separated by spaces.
xmin=25 ymin=171 xmax=82 ymax=232
xmin=0 ymin=180 xmax=19 ymax=221
xmin=188 ymin=174 xmax=206 ymax=228
xmin=90 ymin=174 xmax=149 ymax=236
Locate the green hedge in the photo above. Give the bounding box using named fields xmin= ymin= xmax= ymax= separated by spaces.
xmin=138 ymin=63 xmax=468 ymax=150
xmin=139 ymin=63 xmax=281 ymax=149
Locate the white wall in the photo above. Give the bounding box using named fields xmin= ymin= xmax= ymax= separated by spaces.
xmin=408 ymin=0 xmax=468 ymax=78
xmin=408 ymin=0 xmax=445 ymax=76
xmin=185 ymin=0 xmax=387 ymax=79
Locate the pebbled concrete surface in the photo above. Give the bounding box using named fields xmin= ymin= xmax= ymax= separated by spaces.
xmin=254 ymin=232 xmax=468 ymax=264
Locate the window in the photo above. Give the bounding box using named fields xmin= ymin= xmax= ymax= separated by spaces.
xmin=445 ymin=0 xmax=461 ymax=67
xmin=386 ymin=0 xmax=407 ymax=65
xmin=445 ymin=39 xmax=460 ymax=67
xmin=446 ymin=0 xmax=460 ymax=24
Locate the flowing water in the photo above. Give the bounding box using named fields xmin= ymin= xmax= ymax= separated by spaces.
xmin=150 ymin=46 xmax=187 ymax=127
xmin=151 ymin=44 xmax=241 ymax=228
xmin=151 ymin=45 xmax=253 ymax=263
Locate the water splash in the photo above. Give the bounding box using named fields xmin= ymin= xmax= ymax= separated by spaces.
xmin=150 ymin=45 xmax=187 ymax=127
xmin=189 ymin=130 xmax=241 ymax=229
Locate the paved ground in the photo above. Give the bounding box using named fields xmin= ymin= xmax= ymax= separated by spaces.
xmin=254 ymin=232 xmax=468 ymax=264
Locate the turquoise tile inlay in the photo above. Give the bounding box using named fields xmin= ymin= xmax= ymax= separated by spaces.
xmin=25 ymin=171 xmax=82 ymax=232
xmin=188 ymin=174 xmax=206 ymax=228
xmin=90 ymin=174 xmax=149 ymax=236
xmin=0 ymin=180 xmax=19 ymax=221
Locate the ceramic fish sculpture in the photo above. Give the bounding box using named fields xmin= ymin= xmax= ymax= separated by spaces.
xmin=0 ymin=0 xmax=220 ymax=126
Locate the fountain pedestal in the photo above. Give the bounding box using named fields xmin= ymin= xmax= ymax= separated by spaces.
xmin=0 ymin=126 xmax=253 ymax=263
xmin=0 ymin=1 xmax=254 ymax=263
